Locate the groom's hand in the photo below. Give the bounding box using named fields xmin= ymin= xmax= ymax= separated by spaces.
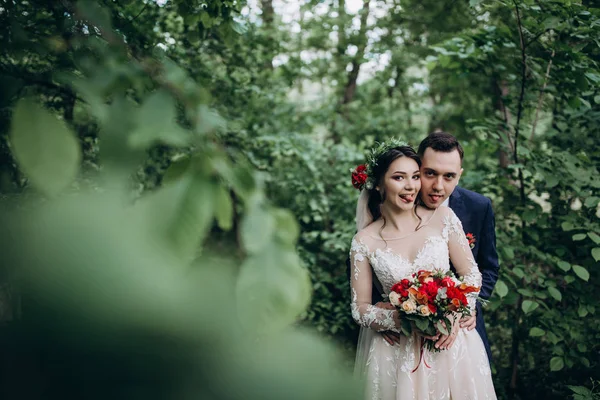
xmin=459 ymin=313 xmax=477 ymax=331
xmin=375 ymin=302 xmax=402 ymax=345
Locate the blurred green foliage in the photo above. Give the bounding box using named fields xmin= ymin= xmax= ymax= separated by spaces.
xmin=0 ymin=0 xmax=599 ymax=399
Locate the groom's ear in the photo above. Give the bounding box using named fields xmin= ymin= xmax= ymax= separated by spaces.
xmin=457 ymin=168 xmax=464 ymax=183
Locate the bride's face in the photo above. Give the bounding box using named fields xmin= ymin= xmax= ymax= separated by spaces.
xmin=377 ymin=156 xmax=421 ymax=212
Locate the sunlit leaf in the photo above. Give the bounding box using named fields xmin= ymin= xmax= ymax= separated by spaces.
xmin=214 ymin=185 xmax=233 ymax=231
xmin=9 ymin=99 xmax=81 ymax=196
xmin=548 ymin=287 xmax=562 ymax=302
xmin=572 ymin=265 xmax=590 ymax=281
xmin=522 ymin=300 xmax=539 ymax=314
xmin=529 ymin=327 xmax=545 ymax=337
xmin=588 ymin=232 xmax=600 ymax=245
xmin=557 ymin=261 xmax=571 ymax=272
xmin=241 ymin=196 xmax=275 ymax=254
xmin=129 ymin=90 xmax=190 ymax=149
xmin=236 ymin=245 xmax=311 ymax=333
xmin=495 ymin=280 xmax=508 ymax=298
xmin=592 ymin=248 xmax=600 ymax=262
xmin=550 ymin=357 xmax=564 ymax=371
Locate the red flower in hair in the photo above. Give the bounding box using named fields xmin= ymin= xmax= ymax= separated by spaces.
xmin=352 ymin=164 xmax=369 ymax=190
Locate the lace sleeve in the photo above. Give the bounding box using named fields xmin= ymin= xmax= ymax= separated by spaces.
xmin=442 ymin=209 xmax=482 ymax=312
xmin=349 ymin=237 xmax=400 ymax=332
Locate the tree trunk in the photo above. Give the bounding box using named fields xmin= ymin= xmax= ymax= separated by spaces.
xmin=341 ymin=0 xmax=371 ymax=106
xmin=492 ymin=77 xmax=512 ymax=169
xmin=260 ymin=0 xmax=275 ymax=70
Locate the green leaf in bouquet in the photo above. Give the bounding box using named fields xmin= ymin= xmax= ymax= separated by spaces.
xmin=400 ymin=318 xmax=412 ymax=336
xmin=436 ymin=320 xmax=449 ymax=336
xmin=414 ymin=317 xmax=430 ymax=332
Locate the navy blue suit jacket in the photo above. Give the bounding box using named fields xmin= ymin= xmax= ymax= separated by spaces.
xmin=448 ymin=186 xmax=500 ymax=363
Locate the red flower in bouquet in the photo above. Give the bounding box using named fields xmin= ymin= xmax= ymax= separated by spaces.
xmin=388 ymin=270 xmax=480 ymax=351
xmin=351 ymin=164 xmax=368 ymax=190
xmin=441 ymin=276 xmax=455 ymax=288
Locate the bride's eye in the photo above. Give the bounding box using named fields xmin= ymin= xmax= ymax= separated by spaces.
xmin=392 ymin=176 xmax=403 ymax=181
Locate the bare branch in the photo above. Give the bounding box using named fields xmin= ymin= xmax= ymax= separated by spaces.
xmin=530 ymin=50 xmax=555 ymax=142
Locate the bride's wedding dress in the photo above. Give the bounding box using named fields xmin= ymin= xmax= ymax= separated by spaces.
xmin=350 ymin=206 xmax=496 ymax=400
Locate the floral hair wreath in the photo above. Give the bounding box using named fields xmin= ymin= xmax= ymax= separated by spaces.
xmin=351 ymin=138 xmax=409 ymax=191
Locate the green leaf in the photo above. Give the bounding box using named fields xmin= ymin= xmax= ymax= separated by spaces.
xmin=9 ymin=99 xmax=81 ymax=196
xmin=128 ymin=90 xmax=190 ymax=149
xmin=592 ymin=248 xmax=600 ymax=262
xmin=236 ymin=245 xmax=311 ymax=333
xmin=542 ymin=17 xmax=561 ymax=30
xmin=272 ymin=209 xmax=300 ymax=247
xmin=572 ymin=233 xmax=586 ymax=241
xmin=568 ymin=386 xmax=592 ymax=397
xmin=495 ymin=280 xmax=509 ymax=298
xmin=572 ymin=265 xmax=590 ymax=281
xmin=585 ymin=72 xmax=600 ymax=83
xmin=588 ymin=232 xmax=600 ymax=244
xmin=241 ymin=196 xmax=275 ymax=254
xmin=213 ymin=185 xmax=233 ymax=231
xmin=502 ymin=247 xmax=515 ymax=260
xmin=469 ymin=0 xmax=484 ymax=6
xmin=135 ymin=174 xmax=215 ymax=262
xmin=415 ymin=317 xmax=430 ymax=332
xmin=557 ymin=261 xmax=571 ymax=272
xmin=162 ymin=156 xmax=191 ymax=184
xmin=230 ymin=18 xmax=248 ymax=35
xmin=436 ymin=319 xmax=449 ymax=335
xmin=550 ymin=357 xmax=564 ymax=371
xmin=548 ymin=287 xmax=562 ymax=301
xmin=578 ymin=304 xmax=589 ymax=318
xmin=529 ymin=327 xmax=545 ymax=337
xmin=522 ymin=300 xmax=539 ymax=314
xmin=401 ymin=318 xmax=413 ymax=336
xmin=561 ymin=222 xmax=575 ymax=231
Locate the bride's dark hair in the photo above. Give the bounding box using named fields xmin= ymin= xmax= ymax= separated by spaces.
xmin=367 ymin=145 xmax=423 ymax=238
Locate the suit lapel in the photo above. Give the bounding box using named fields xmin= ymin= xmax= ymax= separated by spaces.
xmin=449 ymin=186 xmax=463 ymax=220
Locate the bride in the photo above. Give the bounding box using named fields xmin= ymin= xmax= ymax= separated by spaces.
xmin=349 ymin=140 xmax=496 ymax=399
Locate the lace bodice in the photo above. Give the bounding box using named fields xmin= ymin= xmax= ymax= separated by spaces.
xmin=349 ymin=206 xmax=482 ymax=333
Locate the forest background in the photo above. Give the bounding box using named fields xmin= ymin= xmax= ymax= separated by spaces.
xmin=0 ymin=0 xmax=599 ymax=399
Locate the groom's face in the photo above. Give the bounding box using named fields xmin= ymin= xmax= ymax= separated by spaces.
xmin=419 ymin=148 xmax=463 ymax=209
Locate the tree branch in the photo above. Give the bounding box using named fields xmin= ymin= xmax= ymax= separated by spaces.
xmin=529 ymin=50 xmax=555 ymax=142
xmin=131 ymin=3 xmax=150 ymax=22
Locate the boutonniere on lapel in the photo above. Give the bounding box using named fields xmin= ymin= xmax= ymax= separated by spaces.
xmin=466 ymin=233 xmax=476 ymax=249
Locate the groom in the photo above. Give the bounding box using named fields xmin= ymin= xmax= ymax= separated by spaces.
xmin=379 ymin=131 xmax=499 ymax=363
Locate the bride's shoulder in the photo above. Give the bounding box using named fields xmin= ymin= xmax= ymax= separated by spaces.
xmin=353 ymin=220 xmax=383 ymax=242
xmin=355 ymin=221 xmax=379 ymax=237
xmin=437 ymin=205 xmax=454 ymax=216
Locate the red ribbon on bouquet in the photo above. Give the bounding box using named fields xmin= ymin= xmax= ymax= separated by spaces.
xmin=411 ymin=337 xmax=432 ymax=373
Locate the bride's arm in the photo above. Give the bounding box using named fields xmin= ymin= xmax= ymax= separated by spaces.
xmin=444 ymin=208 xmax=483 ymax=312
xmin=350 ymin=237 xmax=401 ymax=333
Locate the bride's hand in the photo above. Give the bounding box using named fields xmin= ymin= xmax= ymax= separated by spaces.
xmin=374 ymin=301 xmax=395 ymax=310
xmin=435 ymin=316 xmax=460 ymax=350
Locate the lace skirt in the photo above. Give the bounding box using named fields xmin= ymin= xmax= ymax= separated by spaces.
xmin=354 ymin=327 xmax=497 ymax=400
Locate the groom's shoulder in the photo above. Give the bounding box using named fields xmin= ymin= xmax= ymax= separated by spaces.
xmin=454 ymin=186 xmax=492 ymax=210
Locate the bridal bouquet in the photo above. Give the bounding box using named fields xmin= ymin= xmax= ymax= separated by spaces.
xmin=389 ymin=269 xmax=479 ymax=351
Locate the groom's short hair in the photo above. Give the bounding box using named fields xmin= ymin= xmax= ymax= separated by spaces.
xmin=418 ymin=131 xmax=464 ymax=161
